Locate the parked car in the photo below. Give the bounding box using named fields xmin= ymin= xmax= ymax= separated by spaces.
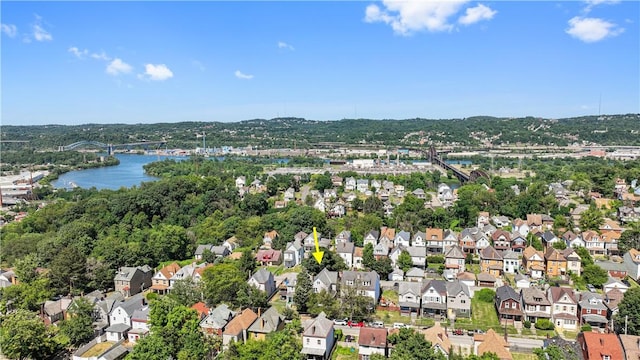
xmin=393 ymin=322 xmax=407 ymax=329
xmin=587 ymin=284 xmax=596 ymax=293
xmin=371 ymin=321 xmax=384 ymax=328
xmin=467 ymin=330 xmax=474 ymax=336
xmin=333 ymin=319 xmax=348 ymax=326
xmin=345 ymin=335 xmax=355 ymax=342
xmin=453 ymin=329 xmax=464 ymax=336
xmin=348 ymin=320 xmax=365 ymax=327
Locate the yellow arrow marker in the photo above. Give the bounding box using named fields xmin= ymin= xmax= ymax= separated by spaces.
xmin=312 ymin=227 xmax=324 ymax=264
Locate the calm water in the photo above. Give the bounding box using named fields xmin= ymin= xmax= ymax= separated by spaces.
xmin=52 ymin=154 xmax=186 ymax=190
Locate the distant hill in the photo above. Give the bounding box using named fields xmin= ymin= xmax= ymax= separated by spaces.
xmin=2 ymin=114 xmax=638 ymax=150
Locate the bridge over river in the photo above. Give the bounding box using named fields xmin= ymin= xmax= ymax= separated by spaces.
xmin=58 ymin=140 xmax=166 ymax=155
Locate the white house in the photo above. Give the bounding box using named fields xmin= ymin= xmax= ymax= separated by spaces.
xmin=624 ymin=248 xmax=640 ymax=280
xmin=395 ymin=231 xmax=411 ymax=248
xmin=412 ymin=231 xmax=426 ymax=247
xmin=341 ymin=270 xmax=380 ymax=303
xmin=248 ymin=269 xmax=276 ymax=296
xmin=284 ymin=239 xmax=304 ymax=268
xmin=335 ymin=242 xmax=355 ymax=269
xmin=301 ymin=313 xmax=335 ymax=360
xmin=313 ymin=268 xmax=338 ymax=294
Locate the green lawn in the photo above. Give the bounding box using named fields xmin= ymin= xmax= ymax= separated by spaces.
xmin=374 ymin=310 xmax=411 ymax=325
xmin=521 ymin=328 xmax=534 ymax=336
xmin=562 ymin=331 xmax=579 ymax=340
xmin=470 ymin=298 xmax=500 ymax=328
xmin=382 ymin=289 xmax=399 ymax=303
xmin=536 ymin=329 xmax=557 ymax=338
xmin=332 ymin=346 xmax=358 ymax=360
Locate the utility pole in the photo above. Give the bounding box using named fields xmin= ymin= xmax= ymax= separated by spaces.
xmin=625 ymin=315 xmax=628 ymax=335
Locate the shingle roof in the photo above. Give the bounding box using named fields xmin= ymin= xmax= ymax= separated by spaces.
xmin=341 ymin=271 xmax=379 ymax=291
xmin=405 ymin=267 xmax=424 ymax=278
xmin=303 ymin=313 xmax=334 ymax=338
xmin=480 ymin=246 xmax=503 ymax=260
xmin=496 ymin=285 xmax=520 ymax=302
xmin=477 ymin=329 xmax=513 ymax=359
xmin=195 ymin=244 xmax=214 ymax=256
xmin=315 ymin=268 xmax=338 ymax=287
xmin=502 ymin=250 xmax=519 ymax=260
xmin=580 ymin=332 xmax=624 ymax=360
xmin=398 ymin=281 xmax=421 ymax=296
xmin=200 ymin=303 xmax=235 ymax=330
xmin=396 ymin=231 xmax=411 ymax=242
xmin=446 ymin=280 xmax=470 ymax=297
xmin=358 ymin=327 xmax=387 ymax=348
xmin=423 ymin=279 xmax=447 ymax=296
xmin=247 ymin=307 xmax=283 ymax=334
xmin=251 ymin=268 xmax=274 ymax=284
xmin=520 ymin=288 xmax=551 ymax=306
xmin=365 ymin=230 xmax=380 ymax=240
xmin=477 ymin=272 xmax=496 ymax=282
xmin=457 ymin=272 xmax=476 ymax=281
xmin=548 ymin=286 xmax=577 ymax=304
xmin=445 ymin=245 xmax=465 ymax=259
xmin=406 ymin=246 xmax=426 ymax=258
xmin=579 ymin=292 xmax=607 ymax=310
xmin=223 ymin=308 xmax=258 ymax=335
xmin=156 ymin=262 xmax=181 ymax=279
xmin=113 ymin=293 xmax=146 ymax=317
xmin=618 ymin=335 xmax=640 ymax=360
xmin=336 ymin=242 xmax=355 ymax=254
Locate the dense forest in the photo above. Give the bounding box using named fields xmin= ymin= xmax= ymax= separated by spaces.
xmin=2 ymin=114 xmax=638 ymax=150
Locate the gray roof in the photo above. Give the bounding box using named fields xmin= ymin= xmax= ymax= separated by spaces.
xmin=399 ymin=281 xmax=421 ymax=296
xmin=336 ymin=242 xmax=355 ymax=254
xmin=396 ymin=231 xmax=411 ymax=242
xmin=303 ymin=313 xmax=333 ymax=338
xmin=285 ymin=239 xmax=303 ymax=252
xmin=502 ymin=250 xmax=519 ymax=260
xmin=101 ymin=345 xmax=129 ymax=360
xmin=373 ymin=243 xmax=389 ymax=256
xmin=496 ymin=285 xmax=520 ymax=302
xmin=582 ymin=314 xmax=608 ymax=324
xmin=579 ymin=292 xmax=607 ymax=311
xmin=251 ymin=268 xmax=274 ymax=284
xmin=200 ymin=304 xmax=235 ymax=329
xmin=247 ymin=307 xmax=283 ymax=334
xmin=480 ymin=246 xmax=503 ymax=260
xmin=114 ymin=266 xmax=146 ymax=282
xmin=112 ymin=293 xmax=146 ymax=317
xmin=97 ymin=292 xmax=125 ymax=315
xmin=336 ymin=231 xmax=351 ymax=241
xmin=212 ymin=246 xmax=229 ymax=256
xmin=365 ymin=230 xmax=380 ymax=240
xmin=413 ymin=231 xmax=426 ymax=241
xmin=406 ymin=246 xmax=426 ymax=258
xmin=596 ymin=261 xmax=627 ymax=272
xmin=341 ymin=270 xmax=379 ymax=291
xmin=315 ymin=268 xmax=338 ymax=287
xmin=477 ymin=272 xmax=496 ymax=282
xmin=106 ymin=323 xmax=131 ymax=333
xmin=521 ymin=288 xmax=551 ymax=306
xmin=446 ymin=280 xmax=470 ymax=297
xmin=445 ymin=245 xmax=465 ymax=259
xmin=131 ymin=307 xmax=150 ymax=322
xmin=406 ymin=267 xmax=424 ymax=278
xmin=422 ymin=279 xmax=447 ymax=296
xmin=195 ymin=244 xmax=214 ymax=256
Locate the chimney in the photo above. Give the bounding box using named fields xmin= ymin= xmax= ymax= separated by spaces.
xmin=258 ymin=307 xmax=261 ymax=317
xmin=312 ymin=325 xmax=316 ymax=334
xmin=437 ymin=333 xmax=443 ymax=342
xmin=600 ymin=338 xmax=605 ymax=346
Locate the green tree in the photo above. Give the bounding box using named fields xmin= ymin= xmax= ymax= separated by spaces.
xmin=13 ymin=254 xmax=40 ymax=284
xmin=387 ymin=328 xmax=445 ymax=360
xmin=574 ymin=246 xmax=593 ymax=267
xmin=618 ymin=224 xmax=640 ymax=253
xmin=59 ymin=311 xmax=94 ymax=347
xmin=236 ymin=283 xmax=268 ymax=310
xmin=615 ymin=287 xmax=640 ymax=335
xmin=0 ymin=277 xmax=52 ymax=312
xmin=312 ymin=173 xmax=333 ymax=191
xmin=397 ymin=250 xmax=413 ymax=272
xmin=579 ymin=204 xmax=604 ymax=231
xmin=370 ymin=257 xmax=393 ymax=279
xmin=294 ymin=268 xmax=313 ymax=313
xmin=363 ymin=196 xmax=384 ymax=217
xmin=238 ymin=250 xmax=257 ymax=276
xmin=49 ymin=245 xmax=87 ymax=295
xmin=552 ymin=241 xmax=567 ymax=250
xmin=582 ymin=264 xmax=609 ymax=287
xmin=302 ymin=249 xmax=346 ymax=275
xmin=307 ymin=289 xmax=340 ymax=319
xmin=363 ymin=243 xmax=375 ymax=269
xmin=0 ymin=309 xmax=60 ymax=360
xmin=169 ymin=277 xmax=202 ymax=307
xmin=202 ymin=263 xmax=246 ymax=307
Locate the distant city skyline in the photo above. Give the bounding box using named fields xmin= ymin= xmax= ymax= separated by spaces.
xmin=2 ymin=1 xmax=638 ymax=125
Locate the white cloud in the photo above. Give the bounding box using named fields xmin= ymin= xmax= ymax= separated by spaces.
xmin=278 ymin=41 xmax=294 ymax=50
xmin=458 ymin=4 xmax=497 ymax=25
xmin=364 ymin=0 xmax=475 ymax=35
xmin=91 ymin=51 xmax=110 ymax=61
xmin=106 ymin=58 xmax=133 ymax=75
xmin=1 ymin=23 xmax=17 ymax=37
xmin=235 ymin=70 xmax=254 ymax=80
xmin=68 ymin=47 xmax=89 ymax=59
xmin=31 ymin=15 xmax=52 ymax=42
xmin=583 ymin=0 xmax=620 ymax=13
xmin=140 ymin=64 xmax=174 ymax=81
xmin=566 ymin=16 xmax=623 ymax=43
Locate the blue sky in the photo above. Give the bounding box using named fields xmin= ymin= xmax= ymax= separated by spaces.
xmin=2 ymin=1 xmax=638 ymax=125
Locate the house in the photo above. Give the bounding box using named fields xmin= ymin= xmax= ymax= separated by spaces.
xmin=353 ymin=247 xmax=364 ymax=270
xmin=407 ymin=246 xmax=427 ymax=268
xmin=492 ymin=230 xmax=511 ymax=251
xmin=563 ymin=231 xmax=585 ymax=249
xmin=480 ymin=246 xmax=503 ymax=277
xmin=595 ymin=260 xmax=628 ymax=279
xmin=356 ymin=179 xmax=369 ymax=193
xmin=248 ymin=269 xmax=276 ymax=297
xmin=358 ymin=327 xmax=388 ymax=359
xmin=395 ymin=184 xmax=406 ymax=198
xmin=301 ymin=313 xmax=335 ymax=360
xmin=92 ymin=293 xmax=125 ymax=334
xmin=457 ymin=272 xmax=476 ymax=289
xmin=446 ymin=280 xmax=471 ymax=318
xmin=526 ymin=214 xmax=544 ymax=231
xmin=515 ymin=274 xmax=531 ymax=289
xmin=200 ymin=303 xmax=236 ymax=336
xmin=548 ymin=286 xmax=579 ymax=330
xmin=604 ymin=288 xmax=624 ymax=318
xmin=193 ymin=264 xmax=213 ymax=284
xmin=345 ymin=177 xmax=356 ymax=191
xmin=371 ymin=179 xmax=382 ymax=190
xmin=444 ymin=245 xmax=465 ymax=275
xmin=421 ymin=322 xmax=451 ymax=356
xmin=398 ymin=281 xmax=422 ymax=315
xmin=421 ymin=279 xmax=447 ymax=317
xmin=577 ymin=332 xmax=624 ymax=360
xmin=324 ymin=189 xmax=337 ymax=199
xmin=437 ymin=183 xmax=454 ymax=205
xmin=223 ymin=236 xmax=240 ymax=253
xmin=623 ymin=248 xmax=640 ymax=280
xmin=510 ymin=232 xmax=527 ymax=253
xmin=284 ymin=239 xmax=304 ymax=268
xmin=151 ymin=262 xmax=181 ymax=295
xmin=335 ymin=231 xmax=352 ymax=244
xmin=426 ymin=228 xmax=444 ymax=254
xmin=477 ymin=211 xmax=491 ymax=228
xmin=388 ymin=268 xmax=404 ymax=282
xmin=520 ymin=287 xmax=551 ymax=323
xmin=284 ymin=187 xmax=296 ymax=202
xmin=314 ymin=198 xmax=326 ymax=213
xmin=331 ymin=176 xmax=343 ymax=187
xmin=394 ymin=230 xmax=411 ymax=248
xmin=602 ymin=231 xmax=621 ymax=256
xmin=222 ymin=308 xmax=259 ymax=347
xmin=412 ymin=231 xmax=426 ymax=247
xmin=538 ymin=231 xmax=560 ymax=249
xmin=443 ymin=230 xmax=459 ymax=251
xmin=476 ymin=272 xmax=497 ymax=288
xmin=502 ymin=250 xmax=521 ymax=274
xmin=42 ymin=298 xmax=73 ymax=325
xmin=313 ymin=268 xmax=338 ymax=294
xmin=495 ymin=285 xmax=523 ymax=325
xmin=603 ymin=277 xmax=629 ymax=294
xmin=109 ymin=293 xmax=146 ymax=329
xmin=379 ymin=227 xmax=396 ymax=248
xmin=512 ymin=219 xmax=530 ymax=237
xmin=561 ymin=248 xmax=582 ymax=276
xmin=492 ymin=216 xmax=511 ymax=228
xmin=474 ymin=232 xmax=491 ymax=254
xmin=545 ymin=248 xmax=567 ymax=278
xmin=170 ymin=262 xmax=207 ymax=287
xmin=458 ymin=229 xmax=476 ymax=254
xmin=619 ymin=335 xmax=640 ymax=360
xmin=303 ymin=233 xmax=331 ymax=254
xmin=522 ymin=246 xmax=545 ymax=279
xmin=256 ymin=249 xmax=282 ymax=266
xmin=280 ymin=274 xmax=298 ymax=305
xmin=474 ymin=328 xmax=513 ymax=360
xmin=405 ymin=267 xmax=424 ymax=282
xmin=341 ymin=270 xmax=380 ymax=303
xmin=263 ymin=230 xmax=279 ymax=249
xmin=114 ymin=265 xmax=153 ymax=297
xmin=195 ymin=244 xmax=230 ymax=260
xmin=336 ymin=242 xmax=355 ymax=269
xmin=235 ymin=176 xmax=246 ymax=189
xmin=583 ymin=230 xmax=605 ymax=256
xmin=128 ymin=306 xmax=150 ymax=343
xmin=578 ymin=292 xmax=608 ymax=330
xmin=105 ymin=323 xmax=131 ymax=342
xmin=373 ymin=243 xmax=389 ymax=259
xmin=363 ymin=230 xmax=380 ymax=247
xmin=482 ymin=224 xmax=497 ymax=238
xmin=247 ymin=307 xmax=285 ymax=340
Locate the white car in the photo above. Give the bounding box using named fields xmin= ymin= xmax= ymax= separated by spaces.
xmin=333 ymin=319 xmax=348 ymax=326
xmin=392 ymin=322 xmax=407 ymax=329
xmin=371 ymin=321 xmax=384 ymax=328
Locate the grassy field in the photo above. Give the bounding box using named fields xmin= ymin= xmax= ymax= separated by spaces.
xmin=331 ymin=346 xmax=358 ymax=360
xmin=382 ymin=289 xmax=399 ymax=303
xmin=512 ymin=353 xmax=538 ymax=360
xmin=81 ymin=342 xmax=116 ymax=357
xmin=374 ymin=310 xmax=411 ymax=325
xmin=563 ymin=331 xmax=579 ymax=340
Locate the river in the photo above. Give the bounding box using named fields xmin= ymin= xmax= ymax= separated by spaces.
xmin=52 ymin=154 xmax=185 ymax=190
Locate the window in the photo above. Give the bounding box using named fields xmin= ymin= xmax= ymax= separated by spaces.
xmin=346 ymin=280 xmax=354 ymax=286
xmin=306 ymin=338 xmax=310 ymax=344
xmin=505 ymin=302 xmax=510 ymax=308
xmin=563 ymin=306 xmax=567 ymax=311
xmin=461 ymin=300 xmax=466 ymax=304
xmin=603 ymin=355 xmax=610 ymax=360
xmin=317 ymin=340 xmax=321 ymax=345
xmin=587 ymin=309 xmax=591 ymax=314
